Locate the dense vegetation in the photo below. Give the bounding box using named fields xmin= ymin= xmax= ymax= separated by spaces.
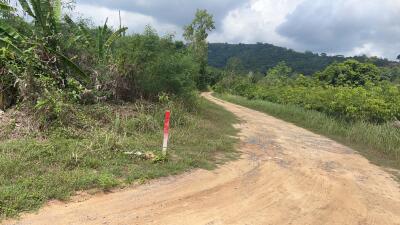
xmin=0 ymin=1 xmax=238 ymax=219
xmin=1 ymin=2 xmax=195 ymax=111
xmin=208 ymin=43 xmax=396 ymax=75
xmin=214 ymin=59 xmax=400 ymax=166
xmin=215 ymin=60 xmax=400 ymax=123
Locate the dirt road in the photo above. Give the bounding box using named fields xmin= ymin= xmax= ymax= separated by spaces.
xmin=5 ymin=93 xmax=400 ymax=225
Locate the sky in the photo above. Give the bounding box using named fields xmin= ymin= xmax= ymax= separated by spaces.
xmin=73 ymin=0 xmax=400 ymax=59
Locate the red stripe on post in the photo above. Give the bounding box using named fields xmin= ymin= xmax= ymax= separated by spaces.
xmin=162 ymin=110 xmax=171 ymax=155
xmin=164 ymin=110 xmax=171 ymax=135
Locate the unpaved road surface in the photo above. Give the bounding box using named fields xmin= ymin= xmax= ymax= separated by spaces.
xmin=4 ymin=93 xmax=400 ymax=225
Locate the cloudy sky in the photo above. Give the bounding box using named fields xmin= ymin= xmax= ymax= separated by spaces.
xmin=73 ymin=0 xmax=400 ymax=59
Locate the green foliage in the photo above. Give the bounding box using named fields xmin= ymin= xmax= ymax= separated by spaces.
xmin=380 ymin=64 xmax=400 ymax=83
xmin=17 ymin=0 xmax=62 ymax=41
xmin=208 ymin=43 xmax=395 ymax=75
xmin=183 ymin=9 xmax=215 ymax=42
xmin=184 ymin=9 xmax=215 ymax=90
xmin=0 ymin=55 xmax=14 ymax=109
xmin=316 ymin=59 xmax=381 ymax=86
xmin=0 ymin=1 xmax=206 ymax=113
xmin=96 ymin=18 xmax=127 ymax=62
xmin=0 ymin=1 xmax=15 ymax=12
xmin=0 ymin=4 xmax=239 ymax=220
xmin=225 ymin=57 xmax=244 ymax=75
xmin=0 ymin=0 xmax=90 ymax=110
xmin=215 ymin=60 xmax=400 ymax=123
xmin=113 ymin=27 xmax=197 ymax=102
xmin=97 ymin=173 xmax=119 ymax=190
xmin=0 ymin=98 xmax=238 ymax=219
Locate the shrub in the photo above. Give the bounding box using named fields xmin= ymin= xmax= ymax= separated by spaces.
xmin=215 ymin=62 xmax=400 ymax=123
xmin=112 ymin=27 xmax=197 ymax=102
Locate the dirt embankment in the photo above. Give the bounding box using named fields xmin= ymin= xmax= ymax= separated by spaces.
xmin=4 ymin=92 xmax=400 ymax=225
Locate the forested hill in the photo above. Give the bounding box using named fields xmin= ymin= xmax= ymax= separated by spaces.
xmin=208 ymin=43 xmax=395 ymax=75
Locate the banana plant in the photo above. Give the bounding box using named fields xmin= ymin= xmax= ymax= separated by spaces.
xmin=0 ymin=0 xmax=88 ymax=82
xmin=0 ymin=21 xmax=24 ymax=55
xmin=96 ymin=18 xmax=127 ymax=61
xmin=18 ymin=0 xmax=61 ymax=38
xmin=63 ymin=15 xmax=92 ymax=48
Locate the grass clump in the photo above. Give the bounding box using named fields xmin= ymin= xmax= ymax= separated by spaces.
xmin=0 ymin=98 xmax=238 ymax=219
xmin=214 ymin=93 xmax=400 ymax=170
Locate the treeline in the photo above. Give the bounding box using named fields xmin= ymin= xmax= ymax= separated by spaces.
xmin=214 ymin=60 xmax=400 ymax=123
xmin=0 ymin=0 xmax=215 ymax=122
xmin=208 ymin=43 xmax=396 ymax=75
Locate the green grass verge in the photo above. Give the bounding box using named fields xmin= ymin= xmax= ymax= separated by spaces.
xmin=0 ymin=98 xmax=238 ymax=219
xmin=214 ymin=93 xmax=400 ymax=172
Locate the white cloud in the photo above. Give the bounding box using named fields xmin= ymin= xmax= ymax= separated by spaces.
xmin=76 ymin=0 xmax=247 ymax=27
xmin=209 ymin=0 xmax=304 ymax=46
xmin=209 ymin=0 xmax=400 ymax=59
xmin=74 ymin=4 xmax=181 ymax=36
xmin=73 ymin=0 xmax=400 ymax=59
xmin=277 ymin=0 xmax=400 ymax=59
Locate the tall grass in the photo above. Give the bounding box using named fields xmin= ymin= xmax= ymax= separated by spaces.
xmin=0 ymin=98 xmax=238 ymax=219
xmin=215 ymin=93 xmax=400 ymax=170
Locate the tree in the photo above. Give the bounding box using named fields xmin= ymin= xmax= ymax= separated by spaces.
xmin=267 ymin=61 xmax=293 ymax=77
xmin=208 ymin=43 xmax=393 ymax=75
xmin=397 ymin=54 xmax=400 ymax=61
xmin=259 ymin=62 xmax=292 ymax=87
xmin=226 ymin=57 xmax=244 ymax=76
xmin=316 ymin=59 xmax=380 ymax=86
xmin=183 ymin=9 xmax=215 ymax=90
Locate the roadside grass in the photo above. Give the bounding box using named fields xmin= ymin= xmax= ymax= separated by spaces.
xmin=214 ymin=93 xmax=400 ymax=172
xmin=0 ymin=97 xmax=238 ymax=219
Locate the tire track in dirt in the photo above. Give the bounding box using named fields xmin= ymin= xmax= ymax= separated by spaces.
xmin=4 ymin=92 xmax=400 ymax=225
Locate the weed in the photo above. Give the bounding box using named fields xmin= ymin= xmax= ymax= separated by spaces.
xmin=0 ymin=98 xmax=238 ymax=219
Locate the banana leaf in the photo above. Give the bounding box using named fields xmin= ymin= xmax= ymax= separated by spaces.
xmin=105 ymin=27 xmax=127 ymax=48
xmin=0 ymin=2 xmax=15 ymax=12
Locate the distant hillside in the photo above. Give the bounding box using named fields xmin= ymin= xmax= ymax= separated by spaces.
xmin=208 ymin=43 xmax=395 ymax=75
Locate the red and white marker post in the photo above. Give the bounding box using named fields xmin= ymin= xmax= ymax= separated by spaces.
xmin=162 ymin=110 xmax=171 ymax=156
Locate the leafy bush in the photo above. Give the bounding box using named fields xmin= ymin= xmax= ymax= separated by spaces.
xmin=112 ymin=28 xmax=197 ymax=102
xmin=1 ymin=1 xmax=209 ymax=114
xmin=215 ymin=60 xmax=400 ymax=123
xmin=315 ymin=59 xmax=381 ymax=86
